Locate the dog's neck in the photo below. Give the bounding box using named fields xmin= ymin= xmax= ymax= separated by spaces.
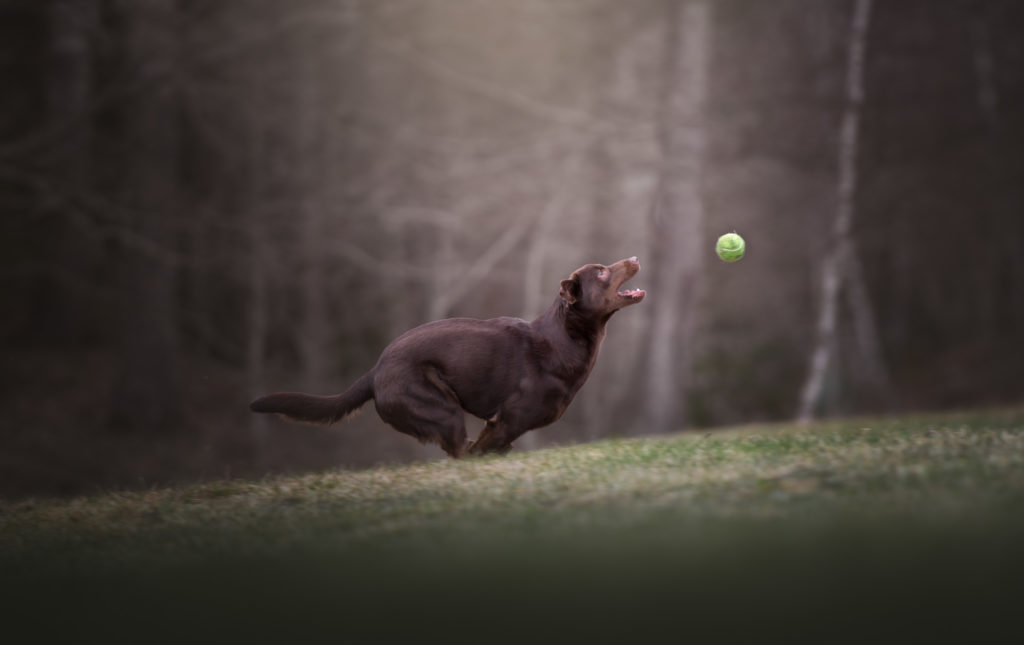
xmin=534 ymin=297 xmax=608 ymax=350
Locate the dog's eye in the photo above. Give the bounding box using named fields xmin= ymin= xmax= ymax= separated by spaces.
xmin=597 ymin=268 xmax=608 ymax=281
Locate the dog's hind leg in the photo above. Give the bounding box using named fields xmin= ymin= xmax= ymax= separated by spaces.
xmin=374 ymin=367 xmax=469 ymax=458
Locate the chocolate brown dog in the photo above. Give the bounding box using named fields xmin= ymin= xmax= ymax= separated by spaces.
xmin=250 ymin=257 xmax=645 ymax=457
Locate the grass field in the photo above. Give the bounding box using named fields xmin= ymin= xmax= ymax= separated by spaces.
xmin=4 ymin=407 xmax=1024 ymax=641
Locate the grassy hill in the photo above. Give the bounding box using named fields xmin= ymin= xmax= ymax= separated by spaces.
xmin=4 ymin=407 xmax=1024 ymax=641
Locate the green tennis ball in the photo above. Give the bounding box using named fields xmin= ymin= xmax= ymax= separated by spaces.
xmin=716 ymin=232 xmax=745 ymax=262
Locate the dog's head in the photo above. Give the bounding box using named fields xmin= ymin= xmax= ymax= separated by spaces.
xmin=559 ymin=257 xmax=645 ymax=319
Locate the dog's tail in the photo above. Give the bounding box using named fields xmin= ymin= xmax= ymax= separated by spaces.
xmin=249 ymin=371 xmax=374 ymax=425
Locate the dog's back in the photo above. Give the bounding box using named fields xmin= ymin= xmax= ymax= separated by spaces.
xmin=374 ymin=317 xmax=530 ymax=420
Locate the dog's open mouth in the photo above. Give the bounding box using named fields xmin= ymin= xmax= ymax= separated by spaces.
xmin=616 ymin=258 xmax=645 ymax=302
xmin=618 ymin=287 xmax=646 ymax=301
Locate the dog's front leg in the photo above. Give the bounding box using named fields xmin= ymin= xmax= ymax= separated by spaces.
xmin=469 ymin=418 xmax=521 ymax=456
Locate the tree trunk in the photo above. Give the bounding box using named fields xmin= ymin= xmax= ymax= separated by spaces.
xmin=295 ymin=46 xmax=331 ymax=390
xmin=35 ymin=0 xmax=96 ymax=344
xmin=522 ymin=143 xmax=584 ymax=319
xmin=644 ymin=0 xmax=710 ymax=433
xmin=969 ymin=6 xmax=1023 ymax=336
xmin=844 ymin=250 xmax=890 ymax=392
xmin=244 ymin=59 xmax=270 ymax=449
xmin=797 ymin=0 xmax=882 ymax=422
xmin=109 ymin=0 xmax=183 ymax=433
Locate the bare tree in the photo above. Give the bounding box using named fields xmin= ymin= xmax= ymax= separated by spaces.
xmin=968 ymin=2 xmax=1024 ymax=336
xmin=108 ymin=0 xmax=184 ymax=433
xmin=644 ymin=0 xmax=711 ymax=433
xmin=244 ymin=59 xmax=271 ymax=450
xmin=572 ymin=10 xmax=660 ymax=439
xmin=294 ymin=42 xmax=331 ymax=391
xmin=37 ymin=0 xmax=97 ymax=342
xmin=970 ymin=7 xmax=999 ymax=128
xmin=797 ymin=0 xmax=888 ymax=422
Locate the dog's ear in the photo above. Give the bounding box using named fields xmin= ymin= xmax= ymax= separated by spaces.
xmin=559 ymin=273 xmax=580 ymax=305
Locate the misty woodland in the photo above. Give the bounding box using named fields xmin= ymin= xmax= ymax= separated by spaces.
xmin=2 ymin=1 xmax=1023 ymax=496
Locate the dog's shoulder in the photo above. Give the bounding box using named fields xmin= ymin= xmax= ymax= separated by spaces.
xmin=420 ymin=316 xmax=530 ymax=336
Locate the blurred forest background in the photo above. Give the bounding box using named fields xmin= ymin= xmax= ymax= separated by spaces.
xmin=2 ymin=0 xmax=1022 ymax=497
